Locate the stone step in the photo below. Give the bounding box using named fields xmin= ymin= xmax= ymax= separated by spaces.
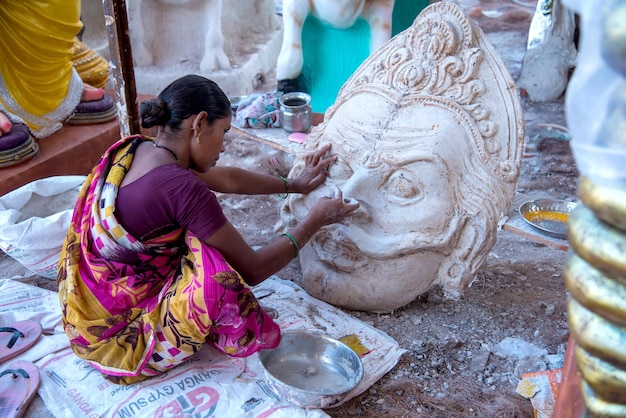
xmin=0 ymin=94 xmax=155 ymax=198
xmin=0 ymin=118 xmax=121 ymax=197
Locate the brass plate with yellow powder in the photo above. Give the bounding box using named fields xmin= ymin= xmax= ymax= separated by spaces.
xmin=519 ymin=199 xmax=578 ymax=239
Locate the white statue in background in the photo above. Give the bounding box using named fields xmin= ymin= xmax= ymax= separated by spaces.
xmin=280 ymin=1 xmax=525 ymax=312
xmin=82 ymin=0 xmax=281 ymax=96
xmin=276 ymin=0 xmax=395 ymax=90
xmin=128 ymin=0 xmax=230 ymax=71
xmin=517 ymin=0 xmax=577 ymax=102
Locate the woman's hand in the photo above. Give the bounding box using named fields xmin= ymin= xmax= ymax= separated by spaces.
xmin=306 ymin=188 xmax=360 ymax=228
xmin=290 ymin=144 xmax=336 ymax=194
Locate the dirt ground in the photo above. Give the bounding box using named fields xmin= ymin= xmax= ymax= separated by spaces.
xmin=12 ymin=0 xmax=581 ymax=416
xmin=217 ymin=1 xmax=577 ymax=416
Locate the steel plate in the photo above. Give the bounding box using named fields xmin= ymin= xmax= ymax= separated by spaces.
xmin=519 ymin=199 xmax=579 ymax=239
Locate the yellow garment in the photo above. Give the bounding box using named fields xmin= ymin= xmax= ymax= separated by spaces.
xmin=0 ymin=0 xmax=84 ymax=138
xmin=72 ymin=38 xmax=110 ymax=89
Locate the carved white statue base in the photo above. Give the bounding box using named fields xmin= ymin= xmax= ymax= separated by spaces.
xmin=81 ymin=0 xmax=282 ymax=97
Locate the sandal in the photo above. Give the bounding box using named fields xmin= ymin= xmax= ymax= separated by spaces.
xmin=0 ymin=123 xmax=39 ymax=168
xmin=67 ymin=93 xmax=117 ymax=125
xmin=0 ymin=321 xmax=42 ymax=364
xmin=0 ymin=360 xmax=40 ymax=418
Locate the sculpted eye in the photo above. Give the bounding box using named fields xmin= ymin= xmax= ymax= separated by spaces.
xmin=383 ymin=170 xmax=422 ymax=204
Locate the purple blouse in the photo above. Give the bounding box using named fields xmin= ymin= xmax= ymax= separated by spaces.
xmin=116 ymin=163 xmax=227 ymax=241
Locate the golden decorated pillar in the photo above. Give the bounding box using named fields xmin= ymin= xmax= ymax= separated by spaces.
xmin=563 ymin=0 xmax=626 ymax=416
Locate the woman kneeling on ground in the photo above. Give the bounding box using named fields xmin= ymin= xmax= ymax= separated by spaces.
xmin=57 ymin=74 xmax=359 ymax=384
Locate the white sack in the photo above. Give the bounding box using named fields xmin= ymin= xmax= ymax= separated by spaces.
xmin=0 ymin=176 xmax=86 ymax=278
xmin=37 ymin=277 xmax=407 ymax=418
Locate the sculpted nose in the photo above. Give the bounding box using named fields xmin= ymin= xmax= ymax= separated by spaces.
xmin=334 ymin=169 xmax=373 ymax=223
xmin=337 ymin=167 xmax=369 ymax=201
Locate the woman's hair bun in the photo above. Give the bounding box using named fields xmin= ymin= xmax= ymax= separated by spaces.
xmin=139 ymin=98 xmax=171 ymax=128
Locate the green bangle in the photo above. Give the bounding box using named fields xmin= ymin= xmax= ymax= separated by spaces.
xmin=282 ymin=233 xmax=299 ymax=258
xmin=277 ymin=175 xmax=289 ymax=199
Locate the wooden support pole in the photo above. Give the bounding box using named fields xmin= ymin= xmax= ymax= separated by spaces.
xmin=102 ymin=0 xmax=141 ymax=137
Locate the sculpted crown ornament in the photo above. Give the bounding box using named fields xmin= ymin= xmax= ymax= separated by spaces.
xmin=325 ymin=1 xmax=523 ymax=182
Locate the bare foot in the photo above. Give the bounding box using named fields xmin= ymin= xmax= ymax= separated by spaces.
xmin=82 ymin=84 xmax=105 ymax=102
xmin=0 ymin=111 xmax=11 ymax=137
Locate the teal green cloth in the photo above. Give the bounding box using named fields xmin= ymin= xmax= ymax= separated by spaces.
xmin=299 ymin=15 xmax=371 ymax=113
xmin=300 ymin=0 xmax=430 ymax=113
xmin=392 ymin=0 xmax=430 ymax=36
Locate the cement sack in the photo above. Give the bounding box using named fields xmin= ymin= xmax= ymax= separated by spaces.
xmin=36 ymin=277 xmax=407 ymax=418
xmin=0 ymin=176 xmax=85 ymax=278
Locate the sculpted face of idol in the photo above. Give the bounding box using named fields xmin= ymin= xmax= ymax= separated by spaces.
xmin=281 ymin=1 xmax=524 ymax=312
xmin=286 ymin=93 xmax=471 ymax=312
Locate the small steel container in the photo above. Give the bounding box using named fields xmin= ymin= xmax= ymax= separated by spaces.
xmin=279 ymin=92 xmax=312 ymax=133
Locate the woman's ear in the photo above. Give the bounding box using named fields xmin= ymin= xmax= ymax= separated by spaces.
xmin=192 ymin=111 xmax=208 ymax=131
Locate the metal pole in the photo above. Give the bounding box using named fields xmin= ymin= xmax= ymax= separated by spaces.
xmin=102 ymin=0 xmax=141 ymax=137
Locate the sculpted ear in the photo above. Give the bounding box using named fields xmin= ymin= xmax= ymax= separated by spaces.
xmin=435 ymin=214 xmax=491 ymax=299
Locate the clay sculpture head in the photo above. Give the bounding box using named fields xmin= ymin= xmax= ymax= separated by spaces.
xmin=280 ymin=1 xmax=524 ymax=312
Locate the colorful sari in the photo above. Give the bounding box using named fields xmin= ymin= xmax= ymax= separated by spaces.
xmin=58 ymin=135 xmax=280 ymax=385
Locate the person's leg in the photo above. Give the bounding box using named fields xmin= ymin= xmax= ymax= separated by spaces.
xmin=139 ymin=238 xmax=280 ymax=379
xmin=71 ymin=37 xmax=111 ymax=90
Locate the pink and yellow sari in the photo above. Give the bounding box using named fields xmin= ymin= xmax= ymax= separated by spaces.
xmin=58 ymin=135 xmax=280 ymax=385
